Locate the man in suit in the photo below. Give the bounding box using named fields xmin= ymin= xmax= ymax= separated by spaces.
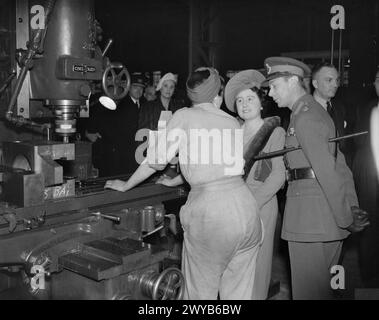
xmin=116 ymin=72 xmax=146 ymax=173
xmin=311 ymin=62 xmax=354 ymax=167
xmin=264 ymin=56 xmax=368 ymax=299
xmin=85 ymin=73 xmax=145 ymax=176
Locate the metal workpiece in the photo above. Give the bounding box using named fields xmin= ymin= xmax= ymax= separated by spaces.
xmin=1 ymin=140 xmax=77 ymax=207
xmin=141 ymin=206 xmax=157 ymax=233
xmin=2 ymin=140 xmax=75 ymax=185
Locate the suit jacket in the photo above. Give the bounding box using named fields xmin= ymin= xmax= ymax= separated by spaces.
xmin=330 ymin=97 xmax=353 ymax=157
xmin=281 ymin=94 xmax=358 ymax=242
xmin=331 ymin=98 xmax=346 ymax=132
xmin=313 ymin=96 xmax=351 ymax=155
xmin=84 ymin=95 xmax=139 ymax=176
xmin=116 ymin=95 xmax=140 ymax=173
xmin=138 ymin=97 xmax=184 ymax=131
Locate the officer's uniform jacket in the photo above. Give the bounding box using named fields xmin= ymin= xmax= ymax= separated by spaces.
xmin=281 ymin=94 xmax=358 ymax=242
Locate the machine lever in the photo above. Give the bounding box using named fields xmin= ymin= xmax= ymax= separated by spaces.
xmin=90 ymin=211 xmax=120 ymax=223
xmin=102 ymin=38 xmax=113 ymax=57
xmin=141 ymin=225 xmax=164 ymax=239
xmin=0 ymin=70 xmax=16 ymax=97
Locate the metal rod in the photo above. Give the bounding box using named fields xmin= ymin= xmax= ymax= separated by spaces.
xmin=188 ymin=0 xmax=194 ymax=75
xmin=253 ymin=131 xmax=368 ymax=161
xmin=6 ymin=61 xmax=29 ymax=117
xmin=330 ymin=131 xmax=368 ymax=142
xmin=141 ymin=225 xmax=164 ymax=239
xmin=0 ymin=71 xmax=16 ymax=97
xmin=102 ymin=38 xmax=113 ymax=57
xmin=330 ymin=29 xmax=335 ymax=64
xmin=338 ymin=29 xmax=343 ymax=75
xmin=90 ymin=211 xmax=120 ymax=223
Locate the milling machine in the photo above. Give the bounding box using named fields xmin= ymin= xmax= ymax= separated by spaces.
xmin=0 ymin=0 xmax=187 ymax=300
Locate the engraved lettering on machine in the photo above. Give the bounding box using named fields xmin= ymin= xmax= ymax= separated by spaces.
xmin=73 ymin=65 xmax=96 ymax=73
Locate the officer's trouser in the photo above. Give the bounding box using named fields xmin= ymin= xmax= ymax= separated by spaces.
xmin=288 ymin=240 xmax=342 ymax=300
xmin=180 ymin=177 xmax=262 ymax=300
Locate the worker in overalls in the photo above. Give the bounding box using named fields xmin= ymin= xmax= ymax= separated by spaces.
xmin=105 ymin=67 xmax=262 ymax=300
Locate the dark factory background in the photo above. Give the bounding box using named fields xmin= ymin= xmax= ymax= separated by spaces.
xmin=1 ymin=0 xmax=379 ymax=137
xmin=94 ymin=0 xmax=378 ymax=95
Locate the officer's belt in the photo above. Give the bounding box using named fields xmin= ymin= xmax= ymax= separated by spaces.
xmin=286 ymin=167 xmax=316 ymax=181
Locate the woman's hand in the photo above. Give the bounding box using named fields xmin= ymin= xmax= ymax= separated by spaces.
xmin=156 ymin=174 xmax=175 ymax=187
xmin=156 ymin=174 xmax=184 ymax=187
xmin=104 ymin=179 xmax=128 ymax=192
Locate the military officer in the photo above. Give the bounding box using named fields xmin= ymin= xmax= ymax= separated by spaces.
xmin=264 ymin=57 xmax=369 ymax=299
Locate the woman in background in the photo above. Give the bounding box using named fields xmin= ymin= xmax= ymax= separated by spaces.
xmin=138 ymin=72 xmax=183 ymax=131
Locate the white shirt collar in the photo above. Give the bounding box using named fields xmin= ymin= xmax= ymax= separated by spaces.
xmin=130 ymin=96 xmax=139 ymax=107
xmin=313 ymin=92 xmax=328 ymax=110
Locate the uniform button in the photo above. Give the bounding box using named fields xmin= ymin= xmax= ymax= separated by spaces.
xmin=296 ymin=192 xmax=300 ymax=196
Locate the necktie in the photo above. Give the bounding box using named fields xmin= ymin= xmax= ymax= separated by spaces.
xmin=326 ymin=101 xmax=334 ymax=121
xmin=327 ymin=101 xmax=338 ymax=158
xmin=327 ymin=101 xmax=338 ymax=135
xmin=326 ymin=101 xmax=333 ymax=116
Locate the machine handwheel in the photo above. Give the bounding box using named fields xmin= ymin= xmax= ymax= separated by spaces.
xmin=102 ymin=63 xmax=130 ymax=100
xmin=152 ymin=267 xmax=184 ymax=300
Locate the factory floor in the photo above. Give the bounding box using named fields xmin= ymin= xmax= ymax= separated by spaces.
xmin=268 ymin=214 xmax=375 ymax=300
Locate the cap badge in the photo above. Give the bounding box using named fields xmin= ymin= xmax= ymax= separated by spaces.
xmin=266 ymin=63 xmax=272 ymax=74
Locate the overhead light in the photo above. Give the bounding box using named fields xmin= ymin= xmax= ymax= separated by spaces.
xmin=99 ymin=96 xmax=117 ymax=110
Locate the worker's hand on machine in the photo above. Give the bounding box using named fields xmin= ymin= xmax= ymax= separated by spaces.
xmin=86 ymin=131 xmax=102 ymax=143
xmin=156 ymin=174 xmax=185 ymax=187
xmin=156 ymin=174 xmax=175 ymax=187
xmin=104 ymin=179 xmax=128 ymax=192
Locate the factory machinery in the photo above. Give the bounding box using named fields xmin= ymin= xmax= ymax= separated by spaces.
xmin=0 ymin=0 xmax=187 ymax=299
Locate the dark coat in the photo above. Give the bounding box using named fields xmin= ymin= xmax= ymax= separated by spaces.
xmin=86 ymin=95 xmax=140 ymax=176
xmin=138 ymin=97 xmax=184 ymax=131
xmin=330 ymin=97 xmax=355 ymax=167
xmin=116 ymin=95 xmax=140 ymax=173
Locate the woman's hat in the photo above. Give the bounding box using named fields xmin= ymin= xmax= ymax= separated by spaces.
xmin=186 ymin=67 xmax=221 ymax=105
xmin=156 ymin=72 xmax=177 ymax=91
xmin=224 ymin=69 xmax=266 ymax=112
